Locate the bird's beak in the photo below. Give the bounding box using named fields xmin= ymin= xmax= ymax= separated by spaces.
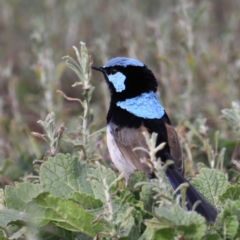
xmin=91 ymin=66 xmax=105 ymax=73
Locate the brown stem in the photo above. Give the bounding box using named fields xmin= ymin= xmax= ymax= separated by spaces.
xmin=56 ymin=90 xmax=84 ymax=106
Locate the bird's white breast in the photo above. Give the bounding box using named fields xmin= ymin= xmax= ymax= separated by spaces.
xmin=106 ymin=124 xmax=135 ymax=180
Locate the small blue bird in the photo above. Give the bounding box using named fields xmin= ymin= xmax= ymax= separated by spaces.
xmin=92 ymin=57 xmax=217 ymax=223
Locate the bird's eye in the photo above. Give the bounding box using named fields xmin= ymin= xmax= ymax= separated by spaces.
xmin=109 ymin=68 xmax=117 ymax=75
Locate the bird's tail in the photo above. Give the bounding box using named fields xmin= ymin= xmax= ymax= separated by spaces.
xmin=166 ymin=167 xmax=218 ymax=223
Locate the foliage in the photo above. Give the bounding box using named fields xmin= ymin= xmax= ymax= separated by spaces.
xmin=1 ymin=152 xmax=240 ymax=239
xmin=0 ymin=1 xmax=240 ymax=239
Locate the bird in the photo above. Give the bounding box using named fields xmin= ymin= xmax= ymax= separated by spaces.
xmin=92 ymin=57 xmax=218 ymax=223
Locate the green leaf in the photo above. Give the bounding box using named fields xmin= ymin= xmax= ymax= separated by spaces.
xmin=40 ymin=153 xmax=117 ymax=202
xmin=88 ymin=166 xmax=117 ymax=202
xmin=177 ymin=223 xmax=205 ymax=240
xmin=204 ymin=233 xmax=222 ymax=240
xmin=128 ymin=171 xmax=146 ymax=191
xmin=219 ymin=185 xmax=240 ymax=201
xmin=0 ymin=230 xmax=8 ymax=240
xmin=74 ymin=232 xmax=92 ymax=240
xmin=110 ymin=200 xmax=143 ymax=239
xmin=37 ymin=223 xmax=88 ymax=240
xmin=39 ymin=224 xmax=90 ymax=240
xmin=155 ymin=228 xmax=176 ymax=240
xmin=138 ymin=226 xmax=156 ymax=240
xmin=5 ymin=182 xmax=43 ymax=210
xmin=144 ymin=219 xmax=169 ymax=229
xmin=7 ymin=226 xmax=27 ymax=240
xmin=192 ymin=168 xmax=229 ymax=209
xmin=140 ymin=185 xmax=154 ymax=213
xmin=155 ymin=205 xmax=206 ymax=240
xmin=69 ymin=192 xmax=103 ymax=209
xmin=0 ymin=209 xmax=27 ymax=229
xmin=215 ymin=200 xmax=240 ymax=239
xmin=27 ymin=192 xmax=105 ymax=237
xmin=40 ymin=153 xmax=94 ymax=198
xmin=223 ymin=215 xmax=239 ymax=239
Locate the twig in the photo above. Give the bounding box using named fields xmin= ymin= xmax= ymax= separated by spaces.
xmin=56 ymin=90 xmax=84 ymax=107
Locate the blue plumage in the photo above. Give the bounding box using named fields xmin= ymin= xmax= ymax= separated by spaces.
xmin=107 ymin=72 xmax=126 ymax=92
xmin=105 ymin=57 xmax=144 ymax=68
xmin=116 ymin=91 xmax=165 ymax=119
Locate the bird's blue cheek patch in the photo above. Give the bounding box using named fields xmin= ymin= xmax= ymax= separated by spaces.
xmin=107 ymin=72 xmax=126 ymax=92
xmin=116 ymin=91 xmax=165 ymax=119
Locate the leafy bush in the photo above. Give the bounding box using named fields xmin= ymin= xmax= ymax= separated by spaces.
xmin=1 ymin=43 xmax=240 ymax=240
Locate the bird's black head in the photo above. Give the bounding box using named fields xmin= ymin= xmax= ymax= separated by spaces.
xmin=92 ymin=57 xmax=158 ymax=102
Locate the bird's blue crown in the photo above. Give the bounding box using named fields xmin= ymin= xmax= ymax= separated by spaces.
xmin=105 ymin=57 xmax=144 ymax=68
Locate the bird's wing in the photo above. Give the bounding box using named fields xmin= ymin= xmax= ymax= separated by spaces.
xmin=164 ymin=122 xmax=184 ymax=174
xmin=109 ymin=116 xmax=184 ymax=176
xmin=109 ymin=122 xmax=153 ymax=176
xmin=142 ymin=114 xmax=184 ymax=174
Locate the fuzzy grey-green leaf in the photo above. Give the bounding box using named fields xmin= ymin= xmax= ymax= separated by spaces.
xmin=204 ymin=233 xmax=222 ymax=240
xmin=192 ymin=168 xmax=229 ymax=209
xmin=27 ymin=192 xmax=104 ymax=237
xmin=155 ymin=228 xmax=176 ymax=240
xmin=5 ymin=182 xmax=43 ymax=210
xmin=224 ymin=215 xmax=239 ymax=239
xmin=219 ymin=185 xmax=240 ymax=201
xmin=155 ymin=205 xmax=206 ymax=240
xmin=88 ymin=166 xmax=117 ymax=202
xmin=40 ymin=153 xmax=94 ymax=198
xmin=0 ymin=209 xmax=27 ymax=229
xmin=69 ymin=192 xmax=103 ymax=209
xmin=138 ymin=226 xmax=156 ymax=240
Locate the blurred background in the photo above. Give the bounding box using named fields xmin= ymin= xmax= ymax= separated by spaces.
xmin=0 ymin=0 xmax=239 ymax=184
